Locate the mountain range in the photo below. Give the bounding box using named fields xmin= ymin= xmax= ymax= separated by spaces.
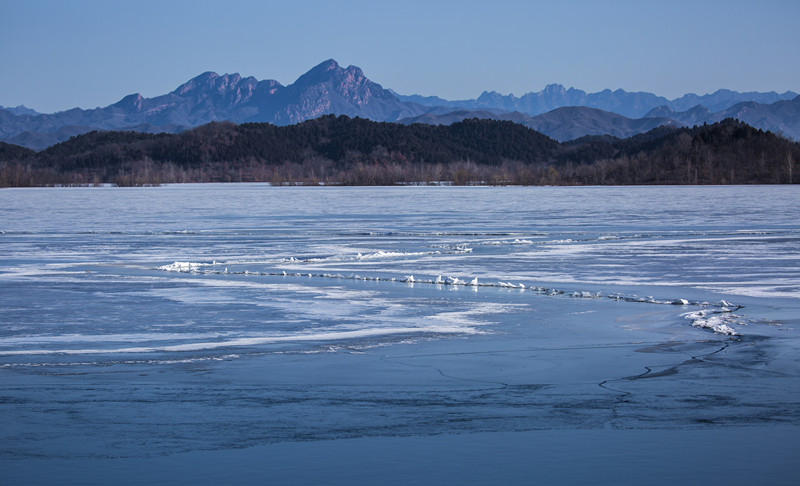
xmin=395 ymin=85 xmax=798 ymax=118
xmin=1 ymin=59 xmax=798 ymax=150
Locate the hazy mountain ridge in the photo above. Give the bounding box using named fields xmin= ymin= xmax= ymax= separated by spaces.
xmin=400 ymin=106 xmax=682 ymax=142
xmin=0 ymin=105 xmax=40 ymax=116
xmin=395 ymin=85 xmax=798 ymax=119
xmin=1 ymin=59 xmax=797 ymax=149
xmin=642 ymin=96 xmax=800 ymax=140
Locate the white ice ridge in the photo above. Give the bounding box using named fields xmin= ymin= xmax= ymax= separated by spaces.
xmin=482 ymin=238 xmax=534 ymax=245
xmin=158 ymin=261 xmax=209 ymax=272
xmin=356 ymin=250 xmax=436 ymax=260
xmin=682 ymin=309 xmax=742 ymax=336
xmin=154 ymin=261 xmax=738 ymax=311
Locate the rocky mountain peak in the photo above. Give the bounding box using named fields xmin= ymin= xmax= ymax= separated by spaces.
xmin=173 ymin=71 xmax=221 ymax=95
xmin=543 ymin=84 xmax=566 ymax=95
xmin=0 ymin=105 xmax=40 ymax=116
xmin=112 ymin=93 xmax=144 ymax=112
xmin=289 ymin=59 xmax=394 ymax=106
xmin=295 ymin=59 xmax=342 ymax=84
xmin=169 ymin=71 xmax=263 ymax=107
xmin=477 ymin=91 xmax=506 ymax=103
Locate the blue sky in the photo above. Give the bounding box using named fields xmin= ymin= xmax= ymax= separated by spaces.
xmin=2 ymin=0 xmax=798 ymax=113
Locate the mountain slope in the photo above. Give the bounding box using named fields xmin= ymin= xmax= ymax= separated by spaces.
xmin=643 ymin=105 xmax=713 ymax=127
xmin=400 ymin=106 xmax=681 ymax=141
xmin=525 ymin=107 xmax=681 ymax=141
xmin=645 ymin=96 xmax=800 ymax=140
xmin=713 ymin=96 xmax=800 ymax=140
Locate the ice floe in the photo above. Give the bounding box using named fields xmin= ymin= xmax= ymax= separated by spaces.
xmin=682 ymin=309 xmax=743 ymax=336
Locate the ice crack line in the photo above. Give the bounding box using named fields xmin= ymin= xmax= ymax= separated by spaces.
xmin=436 ymin=368 xmax=509 ymax=388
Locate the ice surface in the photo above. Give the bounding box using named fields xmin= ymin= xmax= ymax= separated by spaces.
xmin=1 ymin=185 xmax=800 ymax=483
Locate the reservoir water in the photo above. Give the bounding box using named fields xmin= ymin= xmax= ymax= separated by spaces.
xmin=2 ymin=185 xmax=799 ymax=484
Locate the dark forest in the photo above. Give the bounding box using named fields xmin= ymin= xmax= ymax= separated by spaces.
xmin=1 ymin=116 xmax=797 ymax=187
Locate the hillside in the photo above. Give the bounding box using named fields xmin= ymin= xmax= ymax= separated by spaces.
xmin=0 ymin=116 xmax=796 ymax=187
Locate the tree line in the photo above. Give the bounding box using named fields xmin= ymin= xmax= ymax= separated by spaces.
xmin=0 ymin=115 xmax=797 ymax=186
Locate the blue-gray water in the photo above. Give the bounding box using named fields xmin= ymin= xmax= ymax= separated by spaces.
xmin=2 ymin=185 xmax=799 ymax=484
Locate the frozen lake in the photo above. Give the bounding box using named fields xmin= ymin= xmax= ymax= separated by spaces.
xmin=2 ymin=184 xmax=799 ymax=484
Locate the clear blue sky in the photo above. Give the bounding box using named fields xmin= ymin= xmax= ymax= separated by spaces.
xmin=1 ymin=0 xmax=798 ymax=113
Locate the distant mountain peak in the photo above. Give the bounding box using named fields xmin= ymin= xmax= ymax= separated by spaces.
xmin=172 ymin=71 xmax=257 ymax=95
xmin=173 ymin=71 xmax=220 ymax=95
xmin=543 ymin=84 xmax=566 ymax=95
xmin=476 ymin=91 xmax=507 ymax=102
xmin=192 ymin=71 xmax=221 ymax=83
xmin=112 ymin=93 xmax=145 ymax=112
xmin=269 ymin=58 xmax=406 ymax=125
xmin=318 ymin=58 xmax=340 ymax=70
xmin=300 ymin=59 xmax=342 ymax=79
xmin=295 ymin=59 xmax=366 ymax=82
xmin=294 ymin=60 xmax=338 ymax=86
xmin=0 ymin=104 xmax=40 ymax=116
xmin=290 ymin=60 xmax=382 ymax=96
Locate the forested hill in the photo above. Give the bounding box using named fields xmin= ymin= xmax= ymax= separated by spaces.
xmin=1 ymin=115 xmax=797 ymax=186
xmin=0 ymin=141 xmax=36 ymax=161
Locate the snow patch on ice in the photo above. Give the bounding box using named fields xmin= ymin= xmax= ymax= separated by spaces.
xmin=0 ymin=327 xmax=477 ymax=356
xmin=430 ymin=302 xmax=524 ymax=328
